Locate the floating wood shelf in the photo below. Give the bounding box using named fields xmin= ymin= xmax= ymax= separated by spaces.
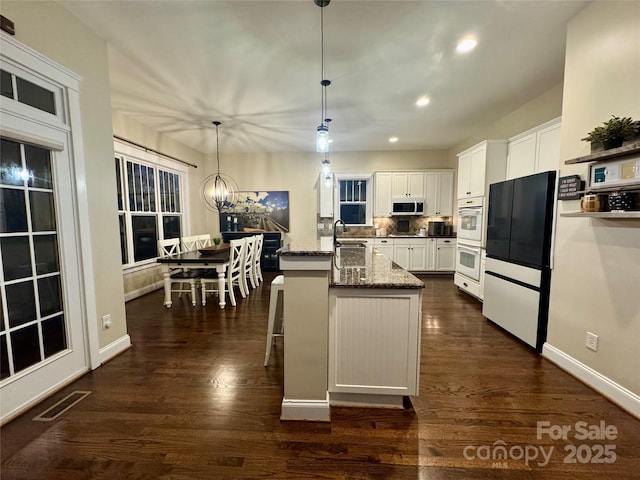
xmin=560 ymin=211 xmax=640 ymax=218
xmin=564 ymin=141 xmax=640 ymax=165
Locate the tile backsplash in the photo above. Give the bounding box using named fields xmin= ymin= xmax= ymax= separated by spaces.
xmin=317 ymin=216 xmax=453 ymax=238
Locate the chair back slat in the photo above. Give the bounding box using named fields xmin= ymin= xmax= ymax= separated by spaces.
xmin=253 ymin=234 xmax=264 ymax=284
xmin=182 ymin=235 xmax=198 ymax=252
xmin=229 ymin=238 xmax=245 ymax=273
xmin=158 ymin=238 xmax=181 ymax=257
xmin=196 ymin=234 xmax=212 ymax=248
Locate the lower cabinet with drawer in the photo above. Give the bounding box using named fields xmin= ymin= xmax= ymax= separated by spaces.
xmin=435 ymin=238 xmax=456 ymax=272
xmin=346 ymin=237 xmax=457 ymax=272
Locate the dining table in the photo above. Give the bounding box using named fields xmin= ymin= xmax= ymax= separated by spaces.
xmin=157 ymin=244 xmax=231 ymax=309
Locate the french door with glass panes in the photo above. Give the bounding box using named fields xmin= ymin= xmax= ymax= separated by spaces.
xmin=0 ymin=137 xmax=88 ymax=422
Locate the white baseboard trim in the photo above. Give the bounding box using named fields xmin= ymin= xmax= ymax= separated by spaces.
xmin=124 ymin=282 xmax=162 ymax=302
xmin=98 ymin=335 xmax=132 ymax=366
xmin=542 ymin=343 xmax=640 ymax=419
xmin=281 ymin=393 xmax=331 ymax=422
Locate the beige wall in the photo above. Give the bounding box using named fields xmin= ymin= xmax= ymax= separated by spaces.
xmin=547 ymin=1 xmax=640 ymax=394
xmin=449 ymin=83 xmax=564 ymax=168
xmin=1 ymin=1 xmax=126 ymax=350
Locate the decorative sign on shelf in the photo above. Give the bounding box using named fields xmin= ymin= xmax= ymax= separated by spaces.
xmin=558 ymin=175 xmax=584 ymax=200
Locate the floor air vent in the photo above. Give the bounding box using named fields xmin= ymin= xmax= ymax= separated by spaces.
xmin=32 ymin=390 xmax=91 ymax=422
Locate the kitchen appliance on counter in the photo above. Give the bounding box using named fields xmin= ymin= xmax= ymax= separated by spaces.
xmin=482 ymin=171 xmax=557 ymax=352
xmin=392 ymin=197 xmax=425 ymax=216
xmin=427 ymin=221 xmax=451 ymax=237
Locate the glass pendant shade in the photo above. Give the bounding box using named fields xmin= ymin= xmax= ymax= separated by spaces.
xmin=321 ymin=158 xmax=330 ymax=177
xmin=316 ymin=125 xmax=329 ymax=152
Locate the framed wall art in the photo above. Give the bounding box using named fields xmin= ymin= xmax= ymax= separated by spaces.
xmin=219 ymin=191 xmax=289 ymax=232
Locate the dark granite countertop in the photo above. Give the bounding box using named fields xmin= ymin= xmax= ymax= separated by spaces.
xmin=330 ymin=246 xmax=424 ymax=289
xmin=278 ymin=242 xmax=333 ymax=256
xmin=336 ymin=234 xmax=457 ymax=240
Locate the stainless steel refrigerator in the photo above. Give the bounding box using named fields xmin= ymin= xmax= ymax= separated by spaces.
xmin=482 ymin=171 xmax=557 ymax=352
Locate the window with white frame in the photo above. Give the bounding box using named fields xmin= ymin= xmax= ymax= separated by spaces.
xmin=115 ymin=144 xmax=187 ymax=268
xmin=335 ymin=175 xmax=372 ymax=225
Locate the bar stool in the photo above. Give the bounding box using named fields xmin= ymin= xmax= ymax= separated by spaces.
xmin=264 ymin=275 xmax=284 ymax=366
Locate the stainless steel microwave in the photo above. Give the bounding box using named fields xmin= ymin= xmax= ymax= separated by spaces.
xmin=391 ymin=198 xmax=425 ymax=216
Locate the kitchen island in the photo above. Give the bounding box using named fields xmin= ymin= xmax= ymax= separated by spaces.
xmin=329 ymin=245 xmax=424 ymax=408
xmin=278 ymin=242 xmax=424 ymax=420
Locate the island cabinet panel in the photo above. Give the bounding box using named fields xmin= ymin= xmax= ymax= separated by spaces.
xmin=328 ymin=289 xmax=421 ymax=397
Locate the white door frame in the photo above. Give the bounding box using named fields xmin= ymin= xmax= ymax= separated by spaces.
xmin=1 ymin=33 xmax=100 ymax=424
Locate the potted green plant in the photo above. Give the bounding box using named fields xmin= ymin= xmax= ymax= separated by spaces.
xmin=581 ymin=115 xmax=640 ymax=151
xmin=212 ymin=237 xmax=222 ymax=245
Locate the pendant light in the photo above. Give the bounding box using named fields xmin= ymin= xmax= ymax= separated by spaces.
xmin=200 ymin=121 xmax=239 ymax=212
xmin=315 ymin=0 xmax=331 ymax=152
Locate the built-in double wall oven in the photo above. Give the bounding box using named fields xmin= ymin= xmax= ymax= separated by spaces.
xmin=455 ymin=243 xmax=482 ymax=281
xmin=455 ymin=197 xmax=484 ymax=282
xmin=456 ymin=197 xmax=483 ymax=244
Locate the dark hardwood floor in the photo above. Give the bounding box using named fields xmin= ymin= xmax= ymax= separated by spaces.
xmin=2 ymin=273 xmax=639 ymax=479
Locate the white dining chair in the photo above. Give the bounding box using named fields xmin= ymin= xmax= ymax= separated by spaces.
xmin=157 ymin=238 xmax=199 ymax=306
xmin=200 ymin=238 xmax=245 ymax=307
xmin=252 ymin=234 xmax=264 ymax=286
xmin=195 ymin=234 xmax=212 ymax=249
xmin=181 ymin=235 xmax=199 ymax=252
xmin=241 ymin=235 xmax=257 ymax=293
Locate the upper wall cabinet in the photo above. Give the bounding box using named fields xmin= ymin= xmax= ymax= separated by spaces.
xmin=457 ymin=140 xmax=508 ymax=199
xmin=391 ymin=172 xmax=425 ymax=198
xmin=425 ymin=170 xmax=454 ymax=216
xmin=374 ymin=172 xmax=393 ymax=217
xmin=507 ymin=117 xmax=561 ymax=180
xmin=319 ymin=173 xmax=334 ymax=218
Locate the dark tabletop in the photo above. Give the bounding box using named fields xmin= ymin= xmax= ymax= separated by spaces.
xmin=157 ymin=249 xmax=229 ymax=264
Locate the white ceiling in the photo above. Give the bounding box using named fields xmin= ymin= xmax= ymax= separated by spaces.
xmin=61 ymin=0 xmax=588 ymax=154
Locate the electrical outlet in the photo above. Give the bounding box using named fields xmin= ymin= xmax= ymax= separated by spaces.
xmin=586 ymin=332 xmax=598 ymax=352
xmin=102 ymin=314 xmax=112 ymax=330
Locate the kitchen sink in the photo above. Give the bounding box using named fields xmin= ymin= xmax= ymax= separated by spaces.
xmin=335 ymin=242 xmax=367 ymax=268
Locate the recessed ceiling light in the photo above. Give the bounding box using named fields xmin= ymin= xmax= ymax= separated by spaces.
xmin=416 ymin=96 xmax=430 ymax=107
xmin=456 ymin=37 xmax=477 ymax=54
xmin=389 ymin=137 xmax=399 ymax=143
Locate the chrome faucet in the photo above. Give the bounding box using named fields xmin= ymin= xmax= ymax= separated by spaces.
xmin=333 ymin=219 xmax=348 ymax=247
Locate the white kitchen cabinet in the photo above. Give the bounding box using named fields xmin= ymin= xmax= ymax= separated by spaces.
xmin=535 ymin=119 xmax=561 ymax=173
xmin=506 ymin=133 xmax=536 ymax=180
xmin=506 ymin=118 xmax=561 ymax=180
xmin=435 ymin=238 xmax=456 ymax=271
xmin=425 ymin=170 xmax=454 ymax=216
xmin=373 ymin=238 xmax=394 ymax=258
xmin=373 ymin=172 xmax=393 ymax=217
xmin=457 ymin=140 xmax=508 ymax=199
xmin=318 ymin=173 xmax=334 ymax=218
xmin=425 ymin=238 xmax=437 ymax=271
xmin=328 ymin=288 xmax=421 ymax=401
xmin=391 ymin=171 xmax=425 ymax=198
xmin=393 ymin=239 xmax=427 ymax=271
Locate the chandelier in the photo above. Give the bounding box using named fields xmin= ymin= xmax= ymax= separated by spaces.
xmin=200 ymin=121 xmax=239 ymax=212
